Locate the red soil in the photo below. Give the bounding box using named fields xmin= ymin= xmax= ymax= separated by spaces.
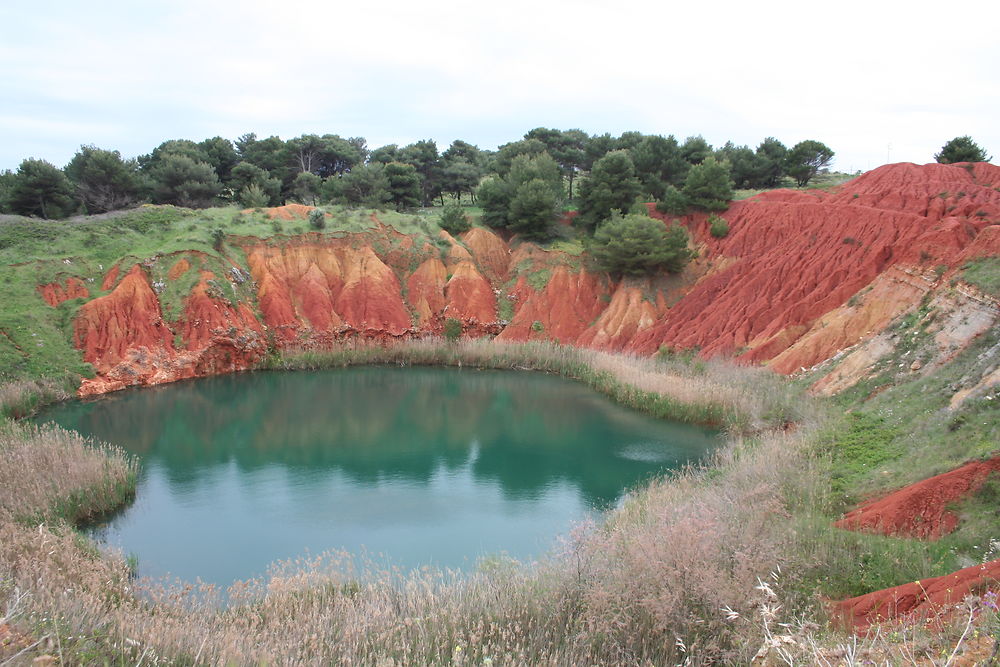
xmin=167 ymin=258 xmax=191 ymax=280
xmin=100 ymin=264 xmax=120 ymax=291
xmin=498 ymin=266 xmax=609 ymax=343
xmin=74 ymin=265 xmax=174 ymax=373
xmin=627 ymin=162 xmax=1000 ymax=365
xmin=37 ymin=277 xmax=89 ymax=307
xmin=407 ymin=258 xmax=447 ymax=328
xmin=179 ymin=271 xmax=264 ymax=352
xmin=75 ymin=265 xmax=267 ymax=396
xmin=243 ymin=241 xmax=411 ymax=341
xmin=461 ymin=227 xmax=510 ymax=285
xmin=833 ymin=559 xmax=1000 ymax=632
xmin=334 ymin=246 xmax=411 ymax=335
xmin=835 ymin=458 xmax=1000 ymax=539
xmin=578 ymin=284 xmax=661 ymax=349
xmin=444 ymin=261 xmax=499 ymax=332
xmin=252 ymin=203 xmax=315 ymax=221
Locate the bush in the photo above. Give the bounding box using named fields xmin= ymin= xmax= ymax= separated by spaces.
xmin=682 ymin=157 xmax=732 ymax=212
xmin=439 ymin=203 xmax=470 ymax=235
xmin=655 ymin=185 xmax=689 ymax=216
xmin=211 ymin=228 xmax=225 ymax=251
xmin=443 ymin=317 xmax=462 ymax=342
xmin=308 ymin=208 xmax=326 ymax=230
xmin=590 ymin=212 xmax=694 ymax=276
xmin=708 ymin=213 xmax=729 ymax=238
xmin=935 ymin=136 xmax=991 ymax=164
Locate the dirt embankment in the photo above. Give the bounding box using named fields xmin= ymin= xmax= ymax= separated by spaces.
xmin=629 ymin=162 xmax=1000 ymax=368
xmin=73 ymin=264 xmax=265 ymax=396
xmin=52 ymin=163 xmax=998 ymax=398
xmin=834 ymin=559 xmax=1000 ymax=632
xmin=836 ymin=458 xmax=1000 ymax=540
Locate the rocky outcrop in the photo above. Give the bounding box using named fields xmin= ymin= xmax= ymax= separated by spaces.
xmin=73 ymin=265 xmax=266 ymax=396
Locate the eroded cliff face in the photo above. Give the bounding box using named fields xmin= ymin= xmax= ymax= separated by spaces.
xmin=36 ymin=162 xmax=997 ymax=397
xmin=72 ymin=264 xmax=266 ymax=396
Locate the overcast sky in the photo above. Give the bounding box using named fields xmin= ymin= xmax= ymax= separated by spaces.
xmin=2 ymin=0 xmax=997 ymax=174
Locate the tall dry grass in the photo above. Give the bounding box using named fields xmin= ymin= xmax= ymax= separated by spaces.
xmin=0 ymin=377 xmax=73 ymax=420
xmin=0 ymin=422 xmax=137 ymax=524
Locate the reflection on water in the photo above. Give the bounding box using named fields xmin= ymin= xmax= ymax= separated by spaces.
xmin=39 ymin=367 xmax=720 ymax=586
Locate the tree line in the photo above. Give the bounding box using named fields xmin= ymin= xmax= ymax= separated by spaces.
xmin=0 ymin=129 xmax=840 ymax=222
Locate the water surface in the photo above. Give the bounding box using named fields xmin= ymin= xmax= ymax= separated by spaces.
xmin=39 ymin=367 xmax=720 ymax=587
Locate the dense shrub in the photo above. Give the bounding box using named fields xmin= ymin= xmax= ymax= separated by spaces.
xmin=443 ymin=317 xmax=462 ymax=342
xmin=308 ymin=208 xmax=326 ymax=230
xmin=590 ymin=212 xmax=693 ymax=276
xmin=708 ymin=213 xmax=730 ymax=238
xmin=682 ymin=157 xmax=733 ymax=211
xmin=438 ymin=203 xmax=470 ymax=235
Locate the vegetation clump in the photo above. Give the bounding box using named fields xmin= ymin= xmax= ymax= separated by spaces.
xmin=708 ymin=213 xmax=730 ymax=238
xmin=681 ymin=156 xmax=733 ymax=211
xmin=438 ymin=202 xmax=470 ymax=235
xmin=443 ymin=317 xmax=462 ymax=341
xmin=589 ymin=212 xmax=693 ymax=276
xmin=935 ymin=135 xmax=992 ymax=164
xmin=308 ymin=207 xmax=326 ymax=230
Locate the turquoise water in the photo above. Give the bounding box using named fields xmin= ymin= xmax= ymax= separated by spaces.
xmin=38 ymin=367 xmax=720 ymax=587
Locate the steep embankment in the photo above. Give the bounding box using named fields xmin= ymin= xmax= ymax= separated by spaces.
xmin=23 ymin=161 xmax=996 ymax=400
xmin=630 ymin=163 xmax=1000 ymax=370
xmin=73 ymin=263 xmax=266 ymax=396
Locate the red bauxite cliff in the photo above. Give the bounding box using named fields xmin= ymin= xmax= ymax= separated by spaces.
xmin=42 ymin=161 xmax=997 ymax=396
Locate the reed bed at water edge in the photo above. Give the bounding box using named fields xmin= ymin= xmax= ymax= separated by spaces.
xmin=267 ymin=338 xmax=813 ymax=435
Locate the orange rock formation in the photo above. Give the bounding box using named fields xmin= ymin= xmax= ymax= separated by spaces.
xmin=38 ymin=277 xmax=89 ymax=307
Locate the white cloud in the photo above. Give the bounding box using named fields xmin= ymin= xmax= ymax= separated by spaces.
xmin=1 ymin=0 xmax=998 ymax=171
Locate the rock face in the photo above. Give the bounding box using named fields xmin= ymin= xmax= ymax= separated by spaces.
xmin=54 ymin=162 xmax=998 ymax=397
xmin=628 ymin=162 xmax=1000 ymax=364
xmin=73 ymin=265 xmax=265 ymax=396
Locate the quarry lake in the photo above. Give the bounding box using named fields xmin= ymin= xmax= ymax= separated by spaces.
xmin=38 ymin=367 xmax=721 ymax=587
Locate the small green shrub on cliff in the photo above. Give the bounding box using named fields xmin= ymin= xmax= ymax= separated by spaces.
xmin=708 ymin=213 xmax=729 ymax=238
xmin=308 ymin=208 xmax=326 ymax=230
xmin=443 ymin=317 xmax=462 ymax=342
xmin=211 ymin=228 xmax=225 ymax=251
